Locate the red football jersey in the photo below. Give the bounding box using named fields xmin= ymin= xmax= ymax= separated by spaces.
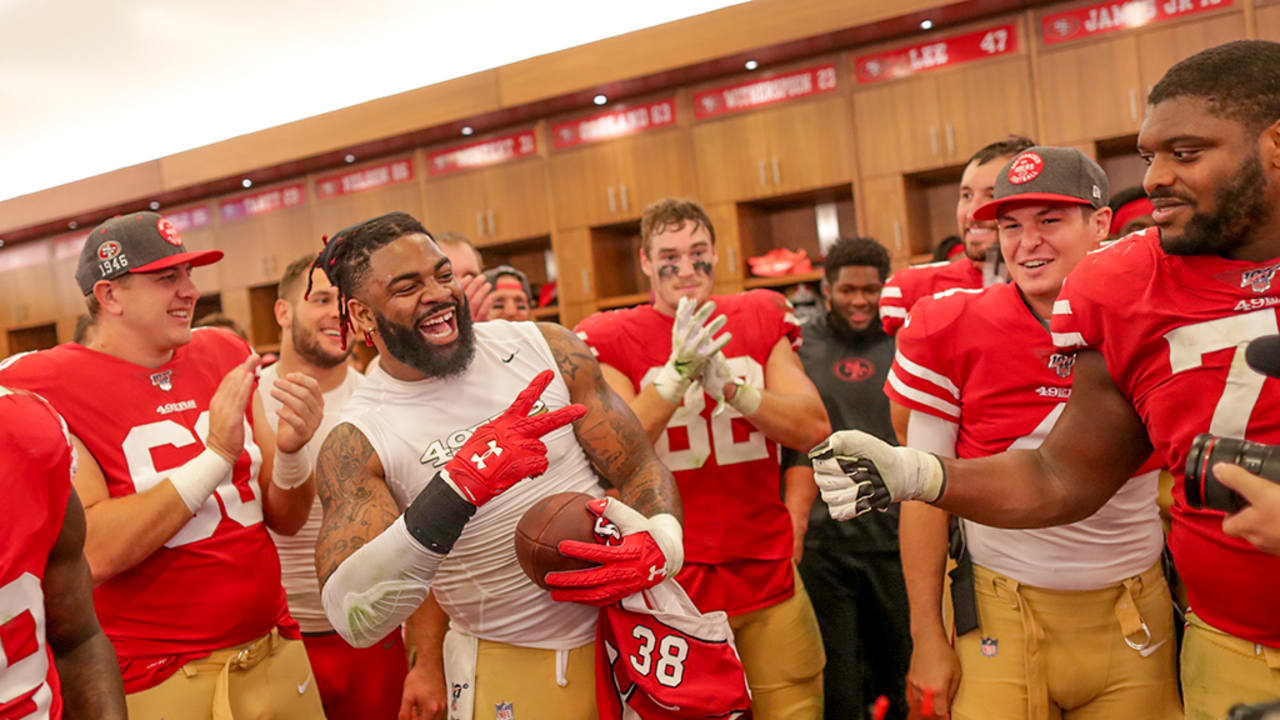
xmin=878 ymin=257 xmax=985 ymax=337
xmin=0 ymin=329 xmax=297 ymax=691
xmin=1052 ymin=227 xmax=1280 ymax=646
xmin=0 ymin=389 xmax=72 ymax=720
xmin=596 ymin=580 xmax=751 ymax=720
xmin=576 ymin=291 xmax=801 ymax=614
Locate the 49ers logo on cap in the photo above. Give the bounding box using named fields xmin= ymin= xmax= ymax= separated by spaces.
xmin=156 ymin=217 xmax=182 ymax=246
xmin=97 ymin=241 xmax=121 ymax=260
xmin=1007 ymin=152 xmax=1044 ymax=184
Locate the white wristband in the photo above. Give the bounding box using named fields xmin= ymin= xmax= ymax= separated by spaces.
xmin=648 ymin=513 xmax=684 ymax=578
xmin=168 ymin=449 xmax=233 ymax=513
xmin=652 ymin=362 xmax=693 ymax=405
xmin=728 ymin=381 xmax=762 ymax=416
xmin=272 ymin=447 xmax=313 ymax=490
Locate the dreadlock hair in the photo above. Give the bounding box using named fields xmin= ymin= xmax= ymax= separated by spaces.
xmin=967 ymin=135 xmax=1036 ymax=167
xmin=823 ymin=237 xmax=891 ymax=284
xmin=1148 ymin=40 xmax=1280 ymax=134
xmin=310 ymin=211 xmax=432 ymax=350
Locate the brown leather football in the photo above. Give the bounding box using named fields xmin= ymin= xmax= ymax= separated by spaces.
xmin=513 ymin=491 xmax=600 ymax=590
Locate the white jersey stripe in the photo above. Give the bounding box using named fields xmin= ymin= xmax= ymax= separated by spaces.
xmin=1052 ymin=299 xmax=1072 ymax=316
xmin=894 ymin=349 xmax=960 ymax=399
xmin=881 ymin=286 xmax=903 ymax=298
xmin=1051 ymin=331 xmax=1087 ymax=348
xmin=880 ymin=306 xmax=908 ymax=319
xmin=886 ymin=368 xmax=960 ymax=418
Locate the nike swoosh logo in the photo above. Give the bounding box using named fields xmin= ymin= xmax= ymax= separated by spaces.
xmin=501 ymin=352 xmax=517 ymax=363
xmin=1139 ymin=639 xmax=1168 ymax=658
xmin=297 ymin=673 xmax=312 ymax=694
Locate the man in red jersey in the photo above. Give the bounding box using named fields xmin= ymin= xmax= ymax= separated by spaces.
xmin=811 ymin=41 xmax=1280 ymax=719
xmin=0 ymin=212 xmax=327 ymax=719
xmin=890 ymin=147 xmax=1179 ymax=719
xmin=574 ymin=197 xmax=831 ymax=718
xmin=0 ymin=387 xmax=126 ymax=720
xmin=878 ymin=136 xmax=1034 ymax=338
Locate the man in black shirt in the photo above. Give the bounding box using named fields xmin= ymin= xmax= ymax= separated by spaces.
xmin=786 ymin=236 xmax=907 ymax=720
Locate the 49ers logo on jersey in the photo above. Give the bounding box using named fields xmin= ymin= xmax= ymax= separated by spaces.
xmin=834 ymin=357 xmax=876 ymax=382
xmin=1048 ymin=353 xmax=1076 ymax=378
xmin=1241 ymin=265 xmax=1280 ymax=293
xmin=419 ymin=400 xmax=548 ymax=467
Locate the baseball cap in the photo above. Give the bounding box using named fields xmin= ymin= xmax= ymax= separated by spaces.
xmin=972 ymin=146 xmax=1109 ymax=221
xmin=483 ymin=265 xmax=533 ymax=301
xmin=75 ymin=212 xmax=223 ymax=295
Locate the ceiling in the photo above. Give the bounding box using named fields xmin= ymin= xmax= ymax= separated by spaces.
xmin=0 ymin=0 xmax=748 ymax=203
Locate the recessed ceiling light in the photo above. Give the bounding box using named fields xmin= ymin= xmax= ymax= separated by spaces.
xmin=461 ymin=126 xmax=474 ymax=136
xmin=744 ymin=60 xmax=759 ymax=71
xmin=593 ymin=94 xmax=608 ymax=106
xmin=68 ymin=221 xmax=78 ymax=230
xmin=920 ymin=19 xmax=934 ymax=29
xmin=241 ymin=178 xmax=253 ymax=188
xmin=344 ymin=154 xmax=356 ymax=163
xmin=149 ymin=201 xmax=160 ymax=210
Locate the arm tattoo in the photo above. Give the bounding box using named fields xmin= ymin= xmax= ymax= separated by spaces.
xmin=539 ymin=323 xmax=682 ymax=521
xmin=315 ymin=422 xmax=401 ymax=585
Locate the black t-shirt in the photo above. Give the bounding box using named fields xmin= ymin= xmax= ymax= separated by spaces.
xmin=786 ymin=317 xmax=900 ymax=554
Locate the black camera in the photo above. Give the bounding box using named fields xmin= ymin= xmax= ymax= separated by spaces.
xmin=1185 ymin=433 xmax=1280 ymax=513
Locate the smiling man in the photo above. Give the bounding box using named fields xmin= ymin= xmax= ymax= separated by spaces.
xmin=889 ymin=148 xmax=1179 ymax=720
xmin=0 ymin=212 xmax=328 ymax=719
xmin=812 ymin=40 xmax=1280 ymax=720
xmin=783 ymin=236 xmax=911 ymax=720
xmin=878 ymin=136 xmax=1034 ymax=338
xmin=574 ymin=197 xmax=831 ymax=718
xmin=309 ymin=212 xmax=683 ymax=720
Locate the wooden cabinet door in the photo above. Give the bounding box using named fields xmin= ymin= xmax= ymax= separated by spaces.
xmin=691 ymin=111 xmax=770 ymax=203
xmin=422 ymin=170 xmax=490 ymax=240
xmin=216 ymin=206 xmax=314 ymax=290
xmin=938 ymin=57 xmax=1037 ymax=164
xmin=1259 ymin=4 xmax=1280 ymax=40
xmin=618 ymin=130 xmax=698 ymax=217
xmin=763 ymin=97 xmax=854 ymax=195
xmin=549 ymin=144 xmax=620 ymax=229
xmin=0 ymin=241 xmax=56 ymax=328
xmin=852 ymin=82 xmax=912 ymax=177
xmin=551 ymin=228 xmax=594 ymax=305
xmin=1037 ymin=36 xmax=1142 ymax=144
xmin=896 ymin=77 xmax=948 ymax=172
xmin=857 ymin=175 xmax=911 ymax=267
xmin=1136 ymin=13 xmax=1246 ymax=98
xmin=482 ymin=160 xmax=551 ymax=242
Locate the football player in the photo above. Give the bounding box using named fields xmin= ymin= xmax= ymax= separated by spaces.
xmin=0 ymin=388 xmax=126 ymax=720
xmin=574 ymin=197 xmax=831 ymax=717
xmin=0 ymin=212 xmax=327 ymax=719
xmin=890 ymin=147 xmax=1179 ymax=719
xmin=310 ymin=212 xmax=683 ymax=720
xmin=813 ymin=40 xmax=1280 ymax=719
xmin=877 ymin=135 xmax=1034 ymax=338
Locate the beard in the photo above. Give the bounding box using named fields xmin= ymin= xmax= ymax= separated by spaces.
xmin=291 ymin=322 xmax=350 ymax=369
xmin=826 ymin=308 xmax=884 ymax=346
xmin=1159 ymin=153 xmax=1270 ymax=257
xmin=375 ymin=297 xmax=476 ymax=380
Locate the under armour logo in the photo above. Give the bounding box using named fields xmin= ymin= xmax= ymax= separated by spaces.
xmin=470 ymin=440 xmax=503 ymax=469
xmin=647 ymin=565 xmax=664 ymax=582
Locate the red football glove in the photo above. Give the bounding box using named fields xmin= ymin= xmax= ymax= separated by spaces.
xmin=442 ymin=370 xmax=586 ymax=506
xmin=546 ymin=497 xmax=684 ymax=606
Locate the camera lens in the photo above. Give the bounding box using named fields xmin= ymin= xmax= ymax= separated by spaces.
xmin=1185 ymin=433 xmax=1280 ymax=512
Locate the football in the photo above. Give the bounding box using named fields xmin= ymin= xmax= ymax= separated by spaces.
xmin=514 ymin=492 xmax=601 ymax=590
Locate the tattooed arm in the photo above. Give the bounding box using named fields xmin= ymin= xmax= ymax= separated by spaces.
xmin=539 ymin=322 xmax=682 ymax=522
xmin=314 ymin=422 xmax=400 ymax=586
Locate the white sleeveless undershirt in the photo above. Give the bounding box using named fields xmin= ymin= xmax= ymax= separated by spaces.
xmin=340 ymin=321 xmax=602 ymax=648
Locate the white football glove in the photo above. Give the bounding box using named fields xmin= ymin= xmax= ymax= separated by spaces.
xmin=808 ymin=430 xmax=946 ymax=521
xmin=702 ymin=351 xmax=762 ymax=416
xmin=652 ymin=296 xmax=731 ymax=404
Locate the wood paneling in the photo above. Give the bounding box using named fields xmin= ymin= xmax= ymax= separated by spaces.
xmin=1036 ymin=35 xmax=1142 ymax=144
xmin=1259 ymin=3 xmax=1280 ymax=40
xmin=0 ymin=161 xmax=164 ymax=235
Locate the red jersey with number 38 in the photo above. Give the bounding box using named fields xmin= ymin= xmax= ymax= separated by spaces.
xmin=0 ymin=389 xmax=73 ymax=720
xmin=1051 ymin=227 xmax=1280 ymax=646
xmin=575 ymin=291 xmax=802 ymax=614
xmin=0 ymin=329 xmax=296 ymax=691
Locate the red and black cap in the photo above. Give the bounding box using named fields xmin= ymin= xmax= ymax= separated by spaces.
xmin=973 ymin=146 xmax=1109 ymax=221
xmin=76 ymin=212 xmax=223 ymax=295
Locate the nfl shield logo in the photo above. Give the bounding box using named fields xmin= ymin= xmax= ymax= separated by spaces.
xmin=495 ymin=702 xmax=514 ymax=720
xmin=980 ymin=637 xmax=998 ymax=657
xmin=150 ymin=370 xmax=173 ymax=392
